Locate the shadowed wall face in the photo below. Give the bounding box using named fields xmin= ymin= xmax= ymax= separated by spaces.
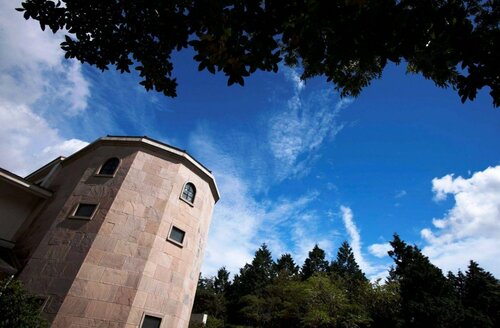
xmin=17 ymin=146 xmax=137 ymax=322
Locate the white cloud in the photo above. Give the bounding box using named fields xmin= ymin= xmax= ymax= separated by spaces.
xmin=340 ymin=206 xmax=367 ymax=270
xmin=0 ymin=103 xmax=88 ymax=175
xmin=268 ymin=67 xmax=352 ymax=180
xmin=368 ymin=243 xmax=392 ymax=258
xmin=290 ymin=211 xmax=337 ymax=265
xmin=190 ymin=128 xmax=339 ymax=277
xmin=0 ymin=0 xmax=90 ymax=175
xmin=39 ymin=139 xmax=89 ymax=161
xmin=340 ymin=206 xmax=389 ymax=279
xmin=422 ymin=166 xmax=500 ymax=276
xmin=283 ymin=68 xmax=305 ymax=93
xmin=395 ymin=190 xmax=407 ymax=198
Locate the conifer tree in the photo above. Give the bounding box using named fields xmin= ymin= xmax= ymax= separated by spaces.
xmin=388 ymin=234 xmax=462 ymax=328
xmin=214 ymin=267 xmax=231 ymax=295
xmin=274 ymin=253 xmax=299 ymax=280
xmin=301 ymin=244 xmax=329 ymax=280
xmin=240 ymin=243 xmax=275 ymax=293
xmin=331 ymin=241 xmax=367 ymax=282
xmin=452 ymin=261 xmax=500 ymax=328
xmin=227 ymin=244 xmax=275 ymax=324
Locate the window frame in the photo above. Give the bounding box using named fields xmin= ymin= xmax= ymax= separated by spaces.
xmin=95 ymin=157 xmax=121 ymax=177
xmin=180 ymin=182 xmax=196 ymax=206
xmin=139 ymin=312 xmax=164 ymax=328
xmin=34 ymin=295 xmax=50 ymax=313
xmin=167 ymin=225 xmax=186 ymax=247
xmin=68 ymin=202 xmax=99 ymax=220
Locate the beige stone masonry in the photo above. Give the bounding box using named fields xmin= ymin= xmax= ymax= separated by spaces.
xmin=16 ymin=139 xmax=217 ymax=328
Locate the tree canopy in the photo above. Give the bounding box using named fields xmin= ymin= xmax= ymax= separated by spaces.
xmin=193 ymin=239 xmax=500 ymax=328
xmin=18 ymin=0 xmax=500 ymax=106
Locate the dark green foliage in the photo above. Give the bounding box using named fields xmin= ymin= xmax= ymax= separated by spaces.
xmin=193 ymin=240 xmax=498 ymax=327
xmin=274 ymin=253 xmax=299 ymax=281
xmin=330 ymin=241 xmax=367 ymax=283
xmin=388 ymin=234 xmax=463 ymax=328
xmin=192 ymin=269 xmax=230 ymax=322
xmin=0 ymin=278 xmax=48 ymax=328
xmin=234 ymin=244 xmax=275 ymax=296
xmin=301 ymin=244 xmax=329 ymax=280
xmin=205 ymin=316 xmax=225 ymax=328
xmin=287 ymin=274 xmax=371 ymax=328
xmin=449 ymin=261 xmax=500 ymax=328
xmin=17 ymin=0 xmax=500 ymax=106
xmin=368 ymin=280 xmax=403 ymax=328
xmin=214 ymin=267 xmax=231 ymax=295
xmin=330 ymin=241 xmax=371 ymax=324
xmin=189 ymin=315 xmax=224 ymax=328
xmin=226 ymin=244 xmax=275 ymax=325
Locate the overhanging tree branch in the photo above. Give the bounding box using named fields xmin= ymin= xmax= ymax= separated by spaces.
xmin=17 ymin=0 xmax=500 ymax=106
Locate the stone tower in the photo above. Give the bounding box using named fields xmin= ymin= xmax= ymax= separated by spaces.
xmin=11 ymin=136 xmax=219 ymax=328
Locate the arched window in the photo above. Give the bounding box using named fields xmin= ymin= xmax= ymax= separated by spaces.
xmin=181 ymin=182 xmax=196 ymax=203
xmin=98 ymin=157 xmax=120 ymax=176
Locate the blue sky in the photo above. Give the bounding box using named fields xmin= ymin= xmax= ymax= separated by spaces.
xmin=1 ymin=0 xmax=500 ymax=280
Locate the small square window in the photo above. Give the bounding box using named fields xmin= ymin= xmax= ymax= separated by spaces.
xmin=141 ymin=315 xmax=162 ymax=328
xmin=70 ymin=203 xmax=98 ymax=220
xmin=168 ymin=226 xmax=185 ymax=245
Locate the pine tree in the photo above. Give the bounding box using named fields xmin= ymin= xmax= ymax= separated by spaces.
xmin=388 ymin=234 xmax=462 ymax=328
xmin=301 ymin=244 xmax=329 ymax=280
xmin=214 ymin=267 xmax=231 ymax=295
xmin=458 ymin=261 xmax=500 ymax=328
xmin=331 ymin=241 xmax=367 ymax=282
xmin=274 ymin=253 xmax=299 ymax=280
xmin=240 ymin=244 xmax=275 ymax=293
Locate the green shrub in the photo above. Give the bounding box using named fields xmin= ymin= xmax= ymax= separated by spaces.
xmin=0 ymin=277 xmax=48 ymax=328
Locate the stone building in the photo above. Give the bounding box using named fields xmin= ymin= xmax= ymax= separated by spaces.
xmin=0 ymin=136 xmax=219 ymax=328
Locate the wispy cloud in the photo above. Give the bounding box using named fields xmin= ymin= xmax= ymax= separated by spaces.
xmin=340 ymin=206 xmax=367 ymax=271
xmin=268 ymin=67 xmax=352 ymax=181
xmin=189 ymin=126 xmax=341 ymax=276
xmin=186 ymin=67 xmax=356 ymax=276
xmin=422 ymin=166 xmax=500 ymax=276
xmin=395 ymin=190 xmax=407 ymax=198
xmin=340 ymin=206 xmax=389 ymax=280
xmin=0 ymin=1 xmax=89 ymax=175
xmin=290 ymin=211 xmax=339 ymax=265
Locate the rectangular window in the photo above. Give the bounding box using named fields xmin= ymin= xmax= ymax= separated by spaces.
xmin=141 ymin=315 xmax=162 ymax=328
xmin=168 ymin=226 xmax=185 ymax=246
xmin=70 ymin=203 xmax=98 ymax=220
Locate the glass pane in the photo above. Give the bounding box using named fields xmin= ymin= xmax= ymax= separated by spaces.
xmin=182 ymin=183 xmax=195 ymax=202
xmin=99 ymin=158 xmax=119 ymax=175
xmin=74 ymin=204 xmax=96 ymax=218
xmin=142 ymin=315 xmax=162 ymax=328
xmin=169 ymin=226 xmax=185 ymax=244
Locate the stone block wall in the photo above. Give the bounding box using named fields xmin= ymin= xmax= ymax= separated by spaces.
xmin=18 ymin=143 xmax=216 ymax=328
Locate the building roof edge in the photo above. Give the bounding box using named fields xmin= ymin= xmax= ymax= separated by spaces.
xmin=49 ymin=136 xmax=220 ymax=202
xmin=0 ymin=168 xmax=53 ymax=198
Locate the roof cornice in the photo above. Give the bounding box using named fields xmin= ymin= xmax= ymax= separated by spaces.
xmin=0 ymin=168 xmax=53 ymax=199
xmin=57 ymin=136 xmax=220 ymax=203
